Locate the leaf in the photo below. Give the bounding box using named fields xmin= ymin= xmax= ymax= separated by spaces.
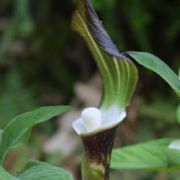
xmin=0 ymin=106 xmax=71 ymax=164
xmin=177 ymin=105 xmax=180 ymax=123
xmin=0 ymin=129 xmax=3 ymax=144
xmin=111 ymin=139 xmax=173 ymax=170
xmin=0 ymin=166 xmax=19 ymax=180
xmin=0 ymin=71 xmax=38 ymax=128
xmin=16 ymin=161 xmax=73 ymax=180
xmin=128 ymin=51 xmax=180 ymax=96
xmin=166 ymin=148 xmax=180 ymax=169
xmin=72 ymin=0 xmax=138 ymax=111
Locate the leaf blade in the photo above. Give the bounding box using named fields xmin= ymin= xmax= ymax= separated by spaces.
xmin=0 ymin=129 xmax=3 ymax=144
xmin=128 ymin=51 xmax=180 ymax=96
xmin=0 ymin=106 xmax=71 ymax=164
xmin=0 ymin=166 xmax=19 ymax=180
xmin=111 ymin=139 xmax=173 ymax=170
xmin=16 ymin=161 xmax=73 ymax=180
xmin=178 ymin=105 xmax=180 ymax=123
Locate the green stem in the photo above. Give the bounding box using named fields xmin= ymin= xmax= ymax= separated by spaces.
xmin=81 ymin=126 xmax=117 ymax=180
xmin=81 ymin=154 xmax=109 ymax=180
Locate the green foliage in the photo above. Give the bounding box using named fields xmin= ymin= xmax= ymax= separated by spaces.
xmin=139 ymin=96 xmax=177 ymax=122
xmin=12 ymin=0 xmax=33 ymax=35
xmin=0 ymin=0 xmax=179 ymax=179
xmin=72 ymin=1 xmax=180 ymax=177
xmin=128 ymin=51 xmax=180 ymax=96
xmin=166 ymin=147 xmax=180 ymax=167
xmin=0 ymin=106 xmax=73 ymax=179
xmin=0 ymin=166 xmax=19 ymax=180
xmin=111 ymin=139 xmax=178 ymax=170
xmin=92 ymin=0 xmax=116 ymax=9
xmin=0 ymin=129 xmax=3 ymax=144
xmin=121 ymin=0 xmax=152 ymax=50
xmin=0 ymin=160 xmax=73 ymax=180
xmin=177 ymin=105 xmax=180 ymax=123
xmin=0 ymin=106 xmax=71 ymax=164
xmin=0 ymin=0 xmax=33 ymax=61
xmin=0 ymin=71 xmax=38 ymax=128
xmin=16 ymin=161 xmax=73 ymax=180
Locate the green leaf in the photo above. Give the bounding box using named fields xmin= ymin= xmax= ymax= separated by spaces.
xmin=0 ymin=106 xmax=71 ymax=164
xmin=16 ymin=161 xmax=73 ymax=180
xmin=0 ymin=129 xmax=3 ymax=144
xmin=0 ymin=166 xmax=19 ymax=180
xmin=166 ymin=148 xmax=180 ymax=170
xmin=111 ymin=139 xmax=173 ymax=170
xmin=128 ymin=51 xmax=180 ymax=96
xmin=177 ymin=105 xmax=180 ymax=123
xmin=72 ymin=0 xmax=138 ymax=111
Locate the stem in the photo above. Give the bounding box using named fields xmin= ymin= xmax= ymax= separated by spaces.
xmin=81 ymin=126 xmax=117 ymax=180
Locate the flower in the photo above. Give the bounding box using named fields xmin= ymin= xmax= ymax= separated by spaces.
xmin=72 ymin=106 xmax=126 ymax=135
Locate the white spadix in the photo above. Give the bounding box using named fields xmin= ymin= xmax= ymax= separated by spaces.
xmin=81 ymin=107 xmax=101 ymax=131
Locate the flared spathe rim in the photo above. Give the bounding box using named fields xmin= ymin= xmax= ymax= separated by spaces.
xmin=72 ymin=106 xmax=126 ymax=135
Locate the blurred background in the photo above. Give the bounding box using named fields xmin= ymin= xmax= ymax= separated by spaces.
xmin=0 ymin=0 xmax=179 ymax=179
